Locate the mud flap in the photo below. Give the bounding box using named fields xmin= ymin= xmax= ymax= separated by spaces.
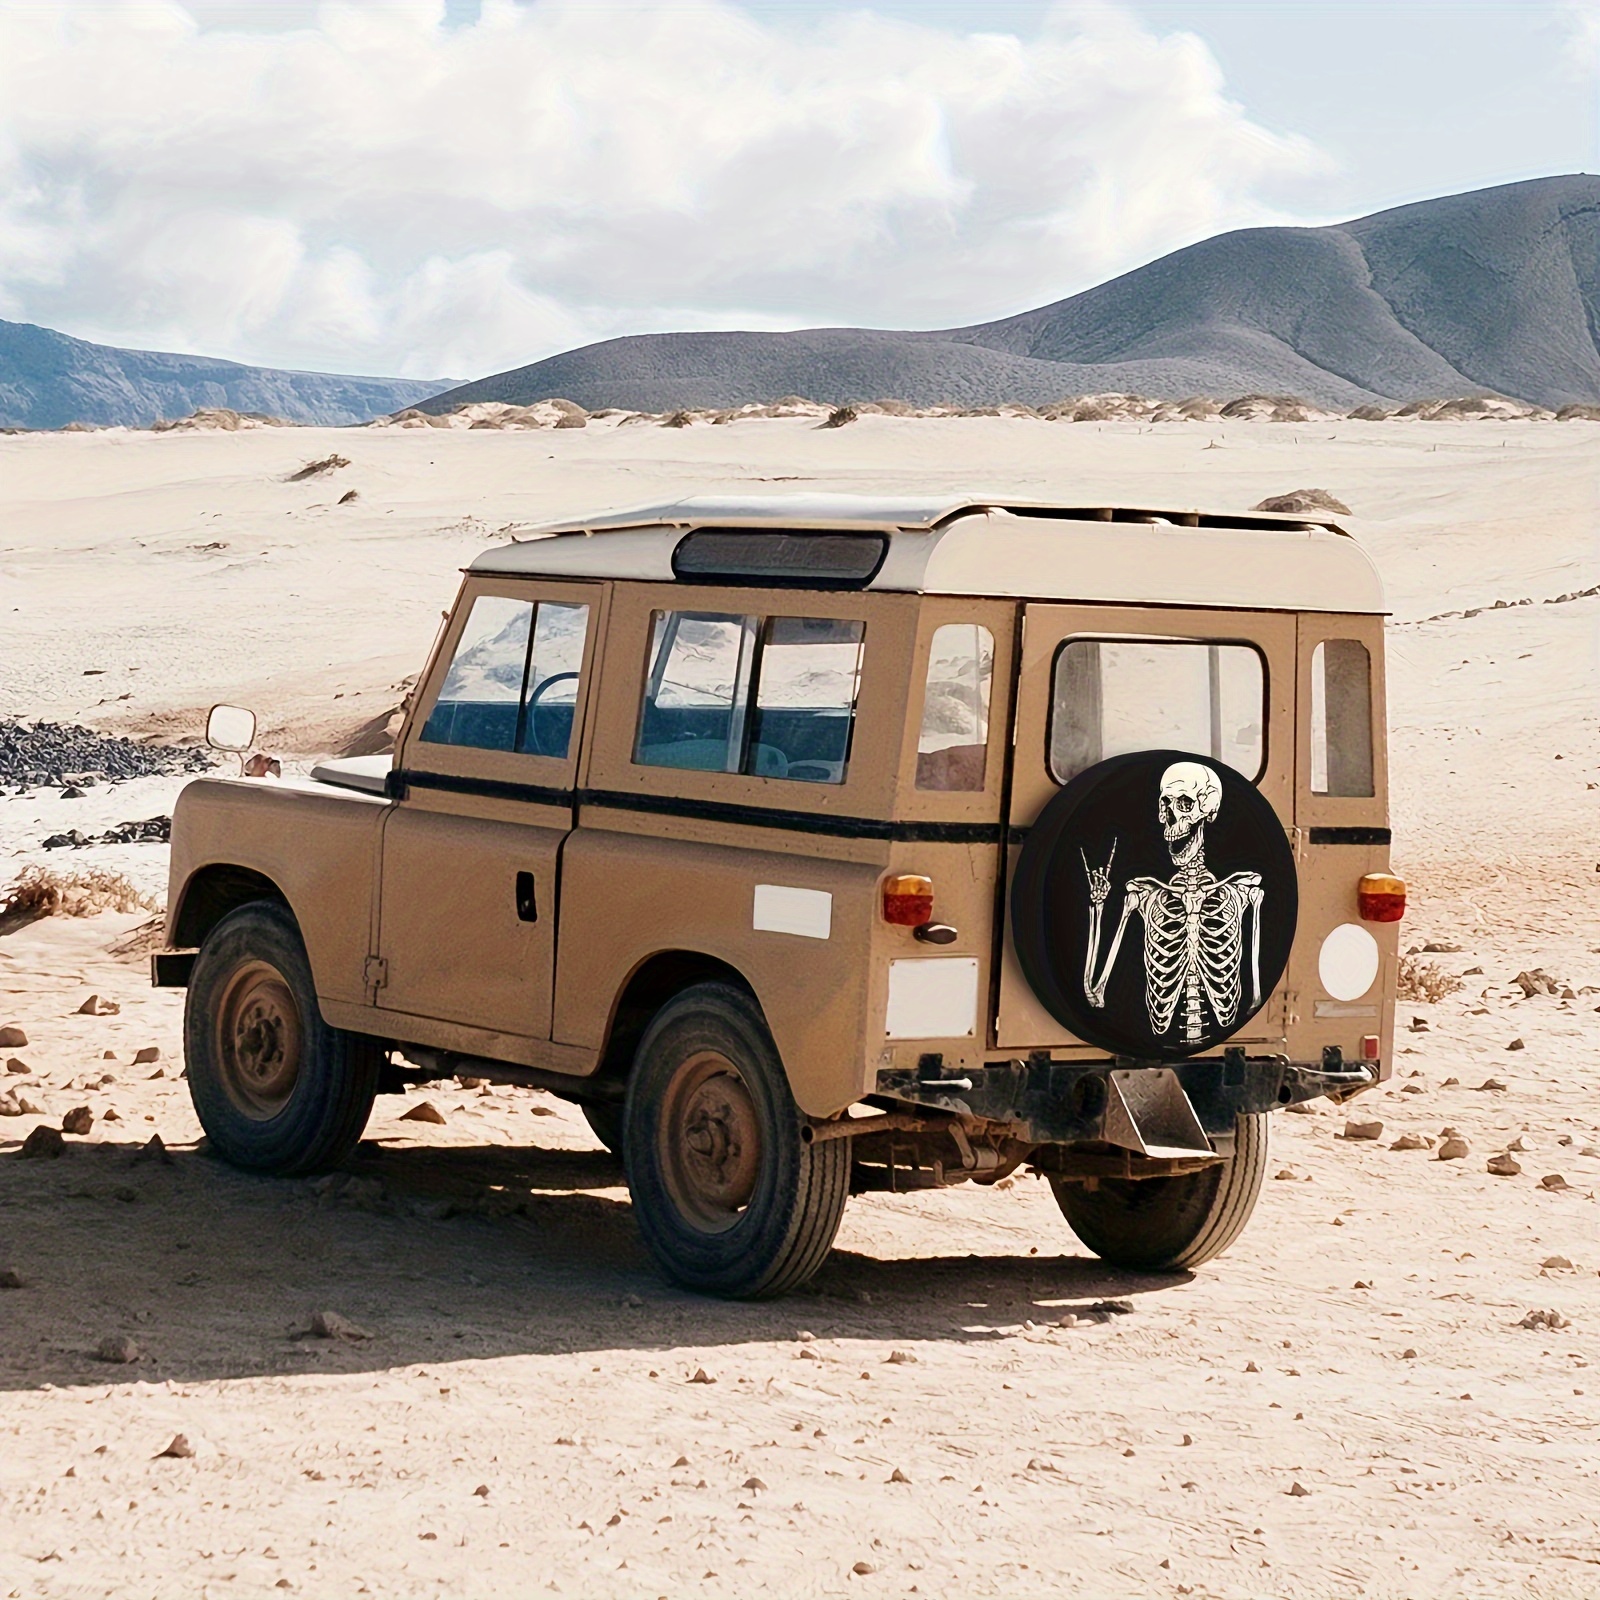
xmin=1101 ymin=1068 xmax=1220 ymax=1161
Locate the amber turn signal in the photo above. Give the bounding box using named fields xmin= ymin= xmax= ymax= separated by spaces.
xmin=1357 ymin=872 xmax=1406 ymax=922
xmin=882 ymin=874 xmax=935 ymax=926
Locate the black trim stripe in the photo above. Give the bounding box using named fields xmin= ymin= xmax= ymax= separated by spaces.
xmin=394 ymin=768 xmax=1003 ymax=843
xmin=1309 ymin=825 xmax=1391 ymax=846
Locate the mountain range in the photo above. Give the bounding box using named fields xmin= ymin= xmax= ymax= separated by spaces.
xmin=422 ymin=174 xmax=1600 ymax=414
xmin=0 ymin=320 xmax=444 ymax=430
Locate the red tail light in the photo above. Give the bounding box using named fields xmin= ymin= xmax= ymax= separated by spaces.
xmin=882 ymin=874 xmax=934 ymax=926
xmin=1358 ymin=872 xmax=1406 ymax=922
xmin=1361 ymin=1035 xmax=1381 ymax=1061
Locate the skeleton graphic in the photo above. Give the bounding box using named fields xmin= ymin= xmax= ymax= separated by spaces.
xmin=1081 ymin=762 xmax=1265 ymax=1044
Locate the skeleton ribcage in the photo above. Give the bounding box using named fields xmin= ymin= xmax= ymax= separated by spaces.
xmin=1132 ymin=874 xmax=1256 ymax=1037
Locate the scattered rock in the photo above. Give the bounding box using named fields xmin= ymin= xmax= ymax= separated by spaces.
xmin=1088 ymin=1299 xmax=1134 ymax=1317
xmin=888 ymin=1467 xmax=911 ymax=1484
xmin=884 ymin=1349 xmax=917 ymax=1364
xmin=1513 ymin=969 xmax=1559 ymax=998
xmin=1506 ymin=1135 xmax=1532 ymax=1152
xmin=132 ymin=1134 xmax=171 ymax=1166
xmin=1486 ymin=1153 xmax=1522 ymax=1177
xmin=688 ymin=1367 xmax=716 ymax=1384
xmin=132 ymin=1046 xmax=160 ymax=1065
xmin=1401 ymin=1348 xmax=1418 ymax=1359
xmin=1252 ymin=489 xmax=1350 ymax=515
xmin=1505 ymin=1040 xmax=1525 ymax=1053
xmin=1519 ymin=1308 xmax=1571 ymax=1331
xmin=20 ymin=1125 xmax=64 ymax=1159
xmin=473 ymin=1483 xmax=489 ymax=1498
xmin=0 ymin=1026 xmax=27 ymax=1049
xmin=742 ymin=1476 xmax=768 ymax=1492
xmin=156 ymin=1434 xmax=194 ymax=1459
xmin=1343 ymin=1118 xmax=1384 ymax=1141
xmin=1408 ymin=1017 xmax=1430 ymax=1032
xmin=1476 ymin=1080 xmax=1509 ymax=1092
xmin=0 ymin=1092 xmax=22 ymax=1116
xmin=1274 ymin=1167 xmax=1298 ymax=1179
xmin=76 ymin=995 xmax=120 ymax=1016
xmin=309 ymin=1310 xmax=372 ymax=1341
xmin=400 ymin=1101 xmax=446 ymax=1124
xmin=1422 ymin=942 xmax=1462 ymax=953
xmin=61 ymin=1107 xmax=94 ymax=1135
xmin=1389 ymin=1133 xmax=1429 ymax=1151
xmin=1437 ymin=1135 xmax=1470 ymax=1161
xmin=1539 ymin=1173 xmax=1571 ymax=1191
xmin=5 ymin=1057 xmax=27 ymax=1073
xmin=94 ymin=1335 xmax=140 ymax=1364
xmin=0 ymin=1269 xmax=23 ymax=1289
xmin=1286 ymin=1480 xmax=1312 ymax=1497
xmin=1441 ymin=1076 xmax=1460 ymax=1087
xmin=1542 ymin=1255 xmax=1575 ymax=1270
xmin=852 ymin=1561 xmax=876 ymax=1576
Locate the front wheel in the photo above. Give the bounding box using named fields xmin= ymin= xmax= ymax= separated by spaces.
xmin=184 ymin=901 xmax=380 ymax=1176
xmin=1050 ymin=1112 xmax=1269 ymax=1270
xmin=622 ymin=982 xmax=848 ymax=1298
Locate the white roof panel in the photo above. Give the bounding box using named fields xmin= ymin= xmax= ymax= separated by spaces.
xmin=470 ymin=493 xmax=1385 ymax=614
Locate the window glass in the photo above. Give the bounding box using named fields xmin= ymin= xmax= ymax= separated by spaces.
xmin=1310 ymin=639 xmax=1374 ymax=796
xmin=917 ymin=623 xmax=994 ymax=791
xmin=748 ymin=616 xmax=864 ymax=783
xmin=518 ymin=601 xmax=591 ymax=758
xmin=420 ymin=596 xmax=533 ymax=751
xmin=1050 ymin=638 xmax=1265 ymax=783
xmin=634 ymin=612 xmax=758 ymax=772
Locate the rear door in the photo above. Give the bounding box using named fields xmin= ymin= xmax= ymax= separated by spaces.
xmin=995 ymin=604 xmax=1297 ymax=1051
xmin=377 ymin=577 xmax=604 ymax=1045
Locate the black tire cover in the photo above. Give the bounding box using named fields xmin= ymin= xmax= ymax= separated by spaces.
xmin=1011 ymin=750 xmax=1298 ymax=1060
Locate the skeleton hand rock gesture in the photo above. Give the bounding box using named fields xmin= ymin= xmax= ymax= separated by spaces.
xmin=1081 ymin=842 xmax=1115 ymax=907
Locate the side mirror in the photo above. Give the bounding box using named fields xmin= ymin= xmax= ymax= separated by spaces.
xmin=206 ymin=704 xmax=257 ymax=753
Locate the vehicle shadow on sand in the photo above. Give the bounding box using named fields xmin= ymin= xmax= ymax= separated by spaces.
xmin=0 ymin=1136 xmax=1189 ymax=1391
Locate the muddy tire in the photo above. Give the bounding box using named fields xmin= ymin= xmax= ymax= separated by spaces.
xmin=1050 ymin=1113 xmax=1269 ymax=1271
xmin=184 ymin=901 xmax=380 ymax=1176
xmin=581 ymin=1100 xmax=625 ymax=1155
xmin=622 ymin=982 xmax=848 ymax=1299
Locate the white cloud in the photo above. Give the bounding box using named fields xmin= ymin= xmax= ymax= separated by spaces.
xmin=0 ymin=0 xmax=1333 ymax=379
xmin=1562 ymin=0 xmax=1600 ymax=73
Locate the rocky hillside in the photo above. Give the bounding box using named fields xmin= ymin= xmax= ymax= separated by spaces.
xmin=0 ymin=320 xmax=446 ymax=429
xmin=423 ymin=175 xmax=1600 ymax=413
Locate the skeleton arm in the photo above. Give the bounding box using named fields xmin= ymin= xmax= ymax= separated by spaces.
xmin=1246 ymin=882 xmax=1265 ymax=1012
xmin=1085 ymin=886 xmax=1142 ymax=1009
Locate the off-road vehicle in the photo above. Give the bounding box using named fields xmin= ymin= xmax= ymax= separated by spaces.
xmin=156 ymin=494 xmax=1403 ymax=1297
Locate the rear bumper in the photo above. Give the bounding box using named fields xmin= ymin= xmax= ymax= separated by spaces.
xmin=874 ymin=1048 xmax=1376 ymax=1144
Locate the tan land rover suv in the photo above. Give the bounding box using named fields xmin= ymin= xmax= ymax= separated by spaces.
xmin=156 ymin=494 xmax=1404 ymax=1298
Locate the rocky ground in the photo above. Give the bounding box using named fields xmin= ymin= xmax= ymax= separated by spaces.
xmin=0 ymin=416 xmax=1596 ymax=1597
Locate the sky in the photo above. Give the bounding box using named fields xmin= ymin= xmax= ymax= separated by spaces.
xmin=0 ymin=0 xmax=1593 ymax=381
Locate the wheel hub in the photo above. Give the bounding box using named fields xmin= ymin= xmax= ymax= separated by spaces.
xmin=216 ymin=960 xmax=303 ymax=1119
xmin=662 ymin=1050 xmax=762 ymax=1229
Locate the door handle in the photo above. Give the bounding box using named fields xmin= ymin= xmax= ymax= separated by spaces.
xmin=515 ymin=871 xmax=538 ymax=923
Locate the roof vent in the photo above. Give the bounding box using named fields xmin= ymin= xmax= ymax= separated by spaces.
xmin=671 ymin=529 xmax=889 ymax=588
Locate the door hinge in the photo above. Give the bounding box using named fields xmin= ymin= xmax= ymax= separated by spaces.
xmin=364 ymin=955 xmax=389 ymax=992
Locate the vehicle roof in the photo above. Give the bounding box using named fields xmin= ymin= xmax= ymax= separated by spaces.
xmin=470 ymin=493 xmax=1386 ymax=614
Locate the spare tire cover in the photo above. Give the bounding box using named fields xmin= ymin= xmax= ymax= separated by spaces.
xmin=1011 ymin=750 xmax=1298 ymax=1060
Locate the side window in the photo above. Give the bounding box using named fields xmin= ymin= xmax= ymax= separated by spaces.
xmin=420 ymin=594 xmax=591 ymax=757
xmin=420 ymin=596 xmax=532 ymax=752
xmin=1310 ymin=639 xmax=1374 ymax=796
xmin=916 ymin=623 xmax=994 ymax=791
xmin=748 ymin=617 xmax=864 ymax=783
xmin=1050 ymin=638 xmax=1265 ymax=784
xmin=634 ymin=610 xmax=864 ymax=784
xmin=520 ymin=601 xmax=591 ymax=759
xmin=635 ymin=612 xmax=758 ymax=772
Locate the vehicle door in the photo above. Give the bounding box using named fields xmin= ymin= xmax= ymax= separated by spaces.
xmin=376 ymin=577 xmax=604 ymax=1044
xmin=995 ymin=604 xmax=1297 ymax=1051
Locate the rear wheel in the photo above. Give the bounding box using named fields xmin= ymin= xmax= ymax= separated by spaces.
xmin=1050 ymin=1113 xmax=1269 ymax=1271
xmin=184 ymin=901 xmax=379 ymax=1176
xmin=622 ymin=982 xmax=848 ymax=1298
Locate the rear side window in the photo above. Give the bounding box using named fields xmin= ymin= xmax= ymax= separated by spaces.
xmin=1050 ymin=638 xmax=1265 ymax=784
xmin=917 ymin=623 xmax=994 ymax=791
xmin=1310 ymin=639 xmax=1374 ymax=796
xmin=421 ymin=594 xmax=591 ymax=756
xmin=635 ymin=610 xmax=864 ymax=784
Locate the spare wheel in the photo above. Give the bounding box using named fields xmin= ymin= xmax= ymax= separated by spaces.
xmin=1010 ymin=750 xmax=1298 ymax=1060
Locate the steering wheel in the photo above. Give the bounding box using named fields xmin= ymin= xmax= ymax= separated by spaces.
xmin=522 ymin=671 xmax=581 ymax=756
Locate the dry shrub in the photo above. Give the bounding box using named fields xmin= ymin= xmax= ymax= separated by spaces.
xmin=820 ymin=405 xmax=858 ymax=429
xmin=1397 ymin=954 xmax=1462 ymax=1004
xmin=661 ymin=410 xmax=695 ymax=429
xmin=288 ymin=453 xmax=351 ymax=481
xmin=0 ymin=865 xmax=158 ymax=932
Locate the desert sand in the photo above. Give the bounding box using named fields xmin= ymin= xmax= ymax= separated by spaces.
xmin=1 ymin=413 xmax=1597 ymax=1599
